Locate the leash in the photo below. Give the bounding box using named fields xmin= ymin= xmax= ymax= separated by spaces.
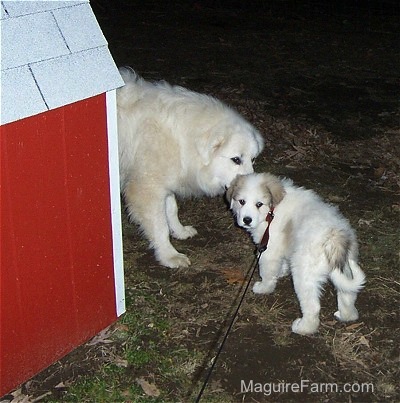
xmin=195 ymin=208 xmax=275 ymax=402
xmin=258 ymin=206 xmax=275 ymax=253
xmin=195 ymin=252 xmax=261 ymax=402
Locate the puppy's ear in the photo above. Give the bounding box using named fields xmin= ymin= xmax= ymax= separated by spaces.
xmin=263 ymin=173 xmax=285 ymax=206
xmin=196 ymin=130 xmax=225 ymax=165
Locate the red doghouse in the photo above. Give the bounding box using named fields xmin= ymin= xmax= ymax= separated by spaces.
xmin=1 ymin=1 xmax=125 ymax=395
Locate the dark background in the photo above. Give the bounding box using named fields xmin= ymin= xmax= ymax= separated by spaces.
xmin=91 ymin=0 xmax=399 ymax=141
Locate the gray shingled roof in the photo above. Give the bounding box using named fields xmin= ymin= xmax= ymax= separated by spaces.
xmin=0 ymin=0 xmax=124 ymax=125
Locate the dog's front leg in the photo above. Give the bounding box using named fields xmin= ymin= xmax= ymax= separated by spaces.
xmin=165 ymin=194 xmax=198 ymax=240
xmin=124 ymin=183 xmax=191 ymax=268
xmin=253 ymin=253 xmax=282 ymax=294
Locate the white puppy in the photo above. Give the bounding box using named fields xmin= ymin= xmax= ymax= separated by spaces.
xmin=117 ymin=68 xmax=264 ymax=268
xmin=227 ymin=173 xmax=365 ymax=335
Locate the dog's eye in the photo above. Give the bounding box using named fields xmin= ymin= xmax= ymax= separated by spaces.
xmin=238 ymin=199 xmax=246 ymax=206
xmin=231 ymin=157 xmax=242 ymax=165
xmin=256 ymin=202 xmax=263 ymax=208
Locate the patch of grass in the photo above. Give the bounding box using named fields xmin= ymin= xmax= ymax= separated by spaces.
xmin=66 ymin=376 xmax=125 ymax=402
xmin=49 ymin=270 xmax=228 ymax=402
xmin=59 ymin=317 xmax=165 ymax=401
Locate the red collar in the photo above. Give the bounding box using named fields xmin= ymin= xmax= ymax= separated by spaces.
xmin=258 ymin=206 xmax=275 ymax=253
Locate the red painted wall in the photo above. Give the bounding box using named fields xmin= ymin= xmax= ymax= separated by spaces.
xmin=1 ymin=94 xmax=118 ymax=395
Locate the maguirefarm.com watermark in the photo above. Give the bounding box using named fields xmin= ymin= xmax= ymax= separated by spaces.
xmin=241 ymin=379 xmax=374 ymax=396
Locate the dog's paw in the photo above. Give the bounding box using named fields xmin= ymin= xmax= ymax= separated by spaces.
xmin=253 ymin=281 xmax=275 ymax=294
xmin=160 ymin=253 xmax=191 ymax=269
xmin=334 ymin=309 xmax=359 ymax=322
xmin=291 ymin=317 xmax=319 ymax=335
xmin=172 ymin=225 xmax=198 ymax=240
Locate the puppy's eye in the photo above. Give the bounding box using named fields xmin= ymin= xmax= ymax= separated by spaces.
xmin=256 ymin=202 xmax=263 ymax=208
xmin=238 ymin=199 xmax=246 ymax=206
xmin=231 ymin=157 xmax=242 ymax=165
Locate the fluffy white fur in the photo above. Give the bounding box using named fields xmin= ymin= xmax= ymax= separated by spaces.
xmin=117 ymin=68 xmax=264 ymax=268
xmin=227 ymin=173 xmax=365 ymax=335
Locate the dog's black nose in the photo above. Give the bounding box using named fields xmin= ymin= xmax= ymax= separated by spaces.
xmin=243 ymin=216 xmax=252 ymax=225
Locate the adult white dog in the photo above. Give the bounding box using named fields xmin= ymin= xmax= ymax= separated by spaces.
xmin=117 ymin=68 xmax=264 ymax=268
xmin=227 ymin=173 xmax=365 ymax=335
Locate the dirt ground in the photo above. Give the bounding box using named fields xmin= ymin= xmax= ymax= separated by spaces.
xmin=4 ymin=1 xmax=399 ymax=402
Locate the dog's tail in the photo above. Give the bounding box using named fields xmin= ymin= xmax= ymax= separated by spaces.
xmin=324 ymin=229 xmax=358 ymax=274
xmin=330 ymin=258 xmax=365 ymax=293
xmin=118 ymin=66 xmax=141 ymax=85
xmin=117 ymin=67 xmax=148 ymax=108
xmin=324 ymin=228 xmax=365 ymax=291
xmin=323 ymin=228 xmax=351 ymax=272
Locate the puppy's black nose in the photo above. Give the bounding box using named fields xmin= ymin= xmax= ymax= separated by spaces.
xmin=243 ymin=216 xmax=252 ymax=225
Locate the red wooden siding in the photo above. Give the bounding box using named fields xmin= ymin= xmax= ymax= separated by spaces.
xmin=1 ymin=94 xmax=118 ymax=395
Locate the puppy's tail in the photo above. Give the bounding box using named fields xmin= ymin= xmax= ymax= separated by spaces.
xmin=324 ymin=229 xmax=349 ymax=271
xmin=324 ymin=228 xmax=365 ymax=292
xmin=323 ymin=228 xmax=361 ymax=278
xmin=330 ymin=258 xmax=365 ymax=293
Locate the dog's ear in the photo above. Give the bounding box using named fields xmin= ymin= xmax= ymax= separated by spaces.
xmin=225 ymin=175 xmax=240 ymax=205
xmin=263 ymin=173 xmax=285 ymax=206
xmin=196 ymin=130 xmax=225 ymax=165
xmin=253 ymin=128 xmax=265 ymax=155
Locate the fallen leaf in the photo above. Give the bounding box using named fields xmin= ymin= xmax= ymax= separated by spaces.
xmin=324 ymin=320 xmax=337 ymax=326
xmin=114 ymin=323 xmax=129 ymax=332
xmin=220 ymin=267 xmax=246 ymax=285
xmin=357 ymin=218 xmax=373 ymax=226
xmin=345 ymin=322 xmax=364 ymax=330
xmin=136 ymin=377 xmax=160 ymax=397
xmin=6 ymin=389 xmax=32 ymax=403
xmin=121 ymin=389 xmax=131 ymax=398
xmin=374 ymin=166 xmax=386 ymax=178
xmin=391 ymin=203 xmax=400 ymax=212
xmin=328 ymin=195 xmax=346 ymax=203
xmin=86 ymin=326 xmax=114 ymax=346
xmin=358 ymin=335 xmax=371 ymax=348
xmin=31 ymin=392 xmax=52 ymax=402
xmin=112 ymin=357 xmax=129 ymax=368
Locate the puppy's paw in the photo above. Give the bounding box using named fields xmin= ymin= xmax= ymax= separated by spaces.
xmin=253 ymin=281 xmax=275 ymax=294
xmin=172 ymin=225 xmax=198 ymax=240
xmin=334 ymin=309 xmax=359 ymax=322
xmin=160 ymin=253 xmax=191 ymax=269
xmin=291 ymin=317 xmax=319 ymax=335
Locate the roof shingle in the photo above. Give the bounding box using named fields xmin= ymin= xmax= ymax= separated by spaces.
xmin=1 ymin=0 xmax=123 ymax=125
